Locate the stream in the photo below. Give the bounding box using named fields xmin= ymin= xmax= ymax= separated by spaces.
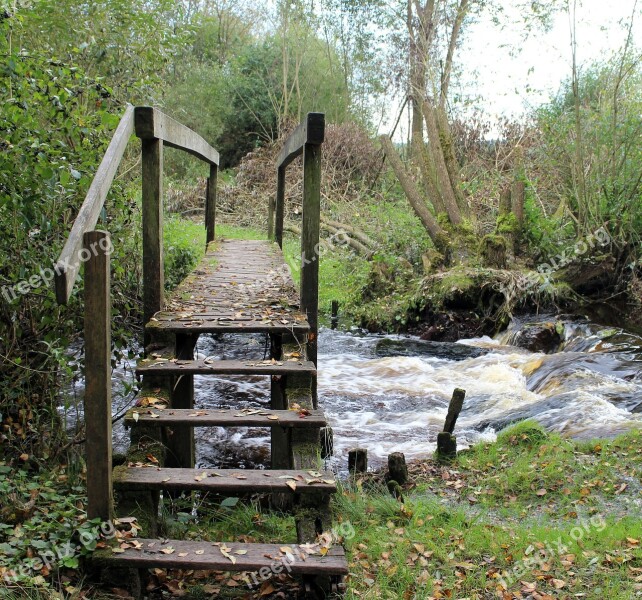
xmin=62 ymin=316 xmax=642 ymax=471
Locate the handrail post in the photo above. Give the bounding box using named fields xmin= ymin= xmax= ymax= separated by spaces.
xmin=275 ymin=166 xmax=285 ymax=248
xmin=84 ymin=230 xmax=113 ymax=522
xmin=142 ymin=137 xmax=164 ymax=347
xmin=300 ymin=114 xmax=324 ymax=369
xmin=206 ymin=163 xmax=217 ymax=245
xmin=267 ymin=196 xmax=276 ymax=241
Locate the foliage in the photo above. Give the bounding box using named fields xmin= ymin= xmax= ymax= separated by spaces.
xmin=0 ymin=464 xmax=96 ymax=592
xmin=535 ymin=54 xmax=642 ymax=249
xmin=0 ymin=18 xmax=132 ymax=460
xmin=14 ymin=0 xmax=189 ymax=104
xmin=163 ymin=217 xmax=206 ymax=291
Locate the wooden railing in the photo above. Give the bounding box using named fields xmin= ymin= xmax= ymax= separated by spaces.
xmin=54 ymin=106 xmax=220 ymax=520
xmin=269 ymin=113 xmax=325 ymax=368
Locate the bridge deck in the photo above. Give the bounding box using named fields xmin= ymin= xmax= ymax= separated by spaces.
xmin=146 ymin=239 xmax=310 ymax=334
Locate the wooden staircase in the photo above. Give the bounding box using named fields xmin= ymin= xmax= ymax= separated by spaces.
xmin=53 ymin=109 xmax=348 ymax=597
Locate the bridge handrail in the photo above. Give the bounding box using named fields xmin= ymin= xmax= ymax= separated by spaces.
xmin=270 ymin=112 xmax=324 ymax=369
xmin=54 ymin=105 xmax=135 ymax=304
xmin=275 ymin=112 xmax=325 ymax=170
xmin=54 ymin=106 xmax=220 ymax=325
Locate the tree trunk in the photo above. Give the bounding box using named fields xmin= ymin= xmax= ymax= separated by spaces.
xmin=421 ymin=99 xmax=462 ymax=225
xmin=380 ymin=135 xmax=447 ymax=249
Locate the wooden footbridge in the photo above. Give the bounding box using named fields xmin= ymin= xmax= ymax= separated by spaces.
xmin=54 ymin=107 xmax=348 ymax=596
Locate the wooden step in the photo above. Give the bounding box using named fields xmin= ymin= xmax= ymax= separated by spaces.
xmin=113 ymin=467 xmax=336 ymax=494
xmin=125 ymin=408 xmax=326 ymax=428
xmin=94 ymin=538 xmax=348 ymax=577
xmin=136 ymin=357 xmax=316 ymax=377
xmin=146 ymin=315 xmax=311 ymax=335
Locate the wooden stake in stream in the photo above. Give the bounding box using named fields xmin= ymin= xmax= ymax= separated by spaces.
xmin=331 ymin=300 xmax=339 ymax=330
xmin=387 ymin=452 xmax=408 ymax=485
xmin=348 ymin=448 xmax=368 ymax=474
xmin=436 ymin=388 xmax=466 ymax=460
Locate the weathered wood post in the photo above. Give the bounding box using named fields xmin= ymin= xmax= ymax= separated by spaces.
xmin=268 ymin=196 xmax=276 ymax=241
xmin=84 ymin=230 xmax=114 ymax=521
xmin=321 ymin=426 xmax=334 ymax=459
xmin=436 ymin=388 xmax=466 ymax=460
xmin=137 ymin=109 xmax=164 ymax=349
xmin=206 ymin=162 xmax=217 ymax=245
xmin=387 ymin=452 xmax=408 ymax=485
xmin=275 ymin=166 xmax=285 ymax=248
xmin=331 ymin=300 xmax=339 ymax=330
xmin=300 ymin=113 xmax=324 ymax=372
xmin=348 ymin=448 xmax=368 ymax=474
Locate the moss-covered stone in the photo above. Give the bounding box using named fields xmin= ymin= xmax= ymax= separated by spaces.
xmin=479 ymin=234 xmax=508 ymax=269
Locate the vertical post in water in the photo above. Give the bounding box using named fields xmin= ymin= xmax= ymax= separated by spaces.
xmin=331 ymin=300 xmax=339 ymax=330
xmin=275 ymin=166 xmax=285 ymax=248
xmin=206 ymin=162 xmax=217 ymax=245
xmin=141 ymin=136 xmax=164 ymax=346
xmin=300 ymin=113 xmax=324 ymax=371
xmin=84 ymin=230 xmax=113 ymax=521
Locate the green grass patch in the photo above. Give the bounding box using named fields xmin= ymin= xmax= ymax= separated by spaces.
xmin=163 ymin=216 xmax=207 ymax=290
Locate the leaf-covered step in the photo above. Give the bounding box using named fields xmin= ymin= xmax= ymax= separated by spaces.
xmin=113 ymin=467 xmax=336 ymax=494
xmin=93 ymin=538 xmax=348 ymax=576
xmin=125 ymin=407 xmax=326 ymax=428
xmin=135 ymin=357 xmax=316 ymax=376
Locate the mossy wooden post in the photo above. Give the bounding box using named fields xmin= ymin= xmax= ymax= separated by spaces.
xmin=437 ymin=388 xmax=466 ymax=460
xmin=206 ymin=163 xmax=217 ymax=245
xmin=348 ymin=448 xmax=368 ymax=474
xmin=388 ymin=452 xmax=408 ymax=485
xmin=274 ymin=114 xmax=326 ymax=543
xmin=84 ymin=230 xmax=114 ymax=521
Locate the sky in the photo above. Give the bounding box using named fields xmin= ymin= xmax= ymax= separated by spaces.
xmin=462 ymin=0 xmax=640 ymax=117
xmin=388 ymin=0 xmax=640 ymax=138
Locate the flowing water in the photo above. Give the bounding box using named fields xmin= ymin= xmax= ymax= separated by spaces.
xmin=63 ymin=316 xmax=642 ymax=471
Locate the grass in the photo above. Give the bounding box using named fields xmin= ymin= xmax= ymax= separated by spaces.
xmin=3 ymin=422 xmax=642 ymax=598
xmin=163 ymin=216 xmax=207 ymax=290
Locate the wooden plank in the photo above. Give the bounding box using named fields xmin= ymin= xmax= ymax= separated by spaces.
xmin=83 ymin=231 xmax=113 ymax=521
xmin=113 ymin=467 xmax=336 ymax=494
xmin=276 ymin=113 xmax=325 ymax=169
xmin=136 ymin=358 xmax=316 ymax=376
xmin=142 ymin=137 xmax=164 ymax=338
xmin=148 ymin=322 xmax=311 ymax=334
xmin=94 ymin=539 xmax=348 ymax=576
xmin=135 ymin=107 xmax=219 ymax=166
xmin=54 ymin=106 xmax=134 ymax=304
xmin=125 ymin=408 xmax=326 ymax=428
xmin=206 ymin=163 xmax=217 ymax=244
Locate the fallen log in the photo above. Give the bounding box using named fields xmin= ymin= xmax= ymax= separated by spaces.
xmin=284 ymin=223 xmax=373 ymax=258
xmin=321 ymin=216 xmax=377 ymax=249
